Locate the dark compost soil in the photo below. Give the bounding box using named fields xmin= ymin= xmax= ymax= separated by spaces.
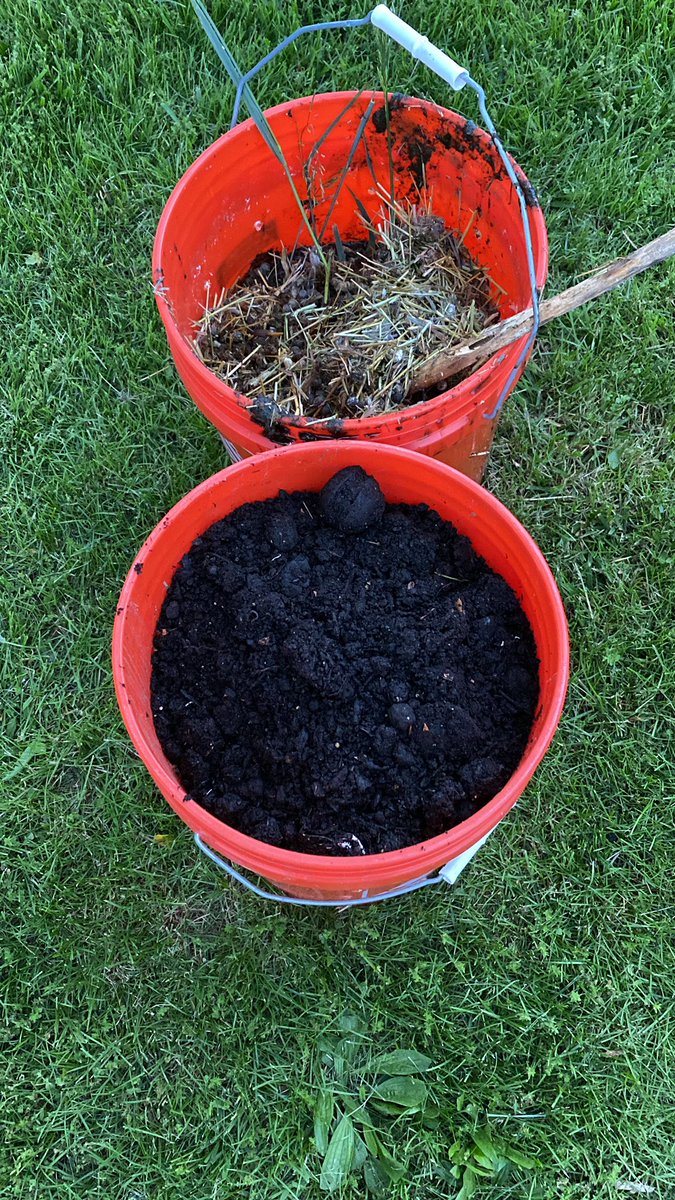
xmin=151 ymin=468 xmax=539 ymax=856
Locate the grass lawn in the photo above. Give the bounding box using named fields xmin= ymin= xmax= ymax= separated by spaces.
xmin=2 ymin=1 xmax=674 ymax=1196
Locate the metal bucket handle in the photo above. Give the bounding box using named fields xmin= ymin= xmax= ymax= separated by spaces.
xmin=195 ymin=831 xmax=491 ymax=908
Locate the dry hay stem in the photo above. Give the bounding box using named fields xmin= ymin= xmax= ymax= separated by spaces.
xmin=195 ymin=196 xmax=497 ymax=423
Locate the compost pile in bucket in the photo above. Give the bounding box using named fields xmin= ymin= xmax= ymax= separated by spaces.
xmin=195 ymin=203 xmax=497 ymax=430
xmin=151 ymin=468 xmax=539 ymax=855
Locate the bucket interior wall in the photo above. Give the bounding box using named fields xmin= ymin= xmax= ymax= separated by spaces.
xmin=159 ymin=93 xmax=543 ymax=326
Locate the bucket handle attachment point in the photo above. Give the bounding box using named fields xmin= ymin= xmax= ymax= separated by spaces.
xmin=194 ymin=831 xmax=490 ymax=907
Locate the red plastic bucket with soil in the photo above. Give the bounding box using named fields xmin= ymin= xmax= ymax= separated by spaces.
xmin=113 ymin=442 xmax=568 ymax=904
xmin=153 ymin=92 xmax=548 ymax=482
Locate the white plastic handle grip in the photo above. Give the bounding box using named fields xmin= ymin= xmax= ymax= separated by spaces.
xmin=371 ymin=4 xmax=469 ymax=91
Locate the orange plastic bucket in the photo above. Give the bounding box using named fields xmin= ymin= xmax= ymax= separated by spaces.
xmin=113 ymin=443 xmax=568 ymax=903
xmin=153 ymin=92 xmax=548 ymax=482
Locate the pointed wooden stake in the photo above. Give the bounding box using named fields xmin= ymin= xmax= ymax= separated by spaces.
xmin=410 ymin=226 xmax=675 ymax=394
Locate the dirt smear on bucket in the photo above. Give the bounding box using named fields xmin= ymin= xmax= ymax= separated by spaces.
xmin=151 ymin=468 xmax=539 ymax=856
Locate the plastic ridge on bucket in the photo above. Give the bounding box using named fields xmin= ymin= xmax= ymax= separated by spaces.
xmin=153 ymin=92 xmax=548 ymax=482
xmin=113 ymin=442 xmax=569 ymax=905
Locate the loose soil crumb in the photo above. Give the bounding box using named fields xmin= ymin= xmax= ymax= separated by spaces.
xmin=195 ymin=205 xmax=497 ymax=431
xmin=151 ymin=468 xmax=539 ymax=856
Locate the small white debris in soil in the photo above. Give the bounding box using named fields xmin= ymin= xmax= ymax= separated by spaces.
xmin=339 ymin=834 xmax=366 ymax=854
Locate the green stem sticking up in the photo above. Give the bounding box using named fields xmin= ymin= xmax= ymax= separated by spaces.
xmin=191 ymin=0 xmax=329 ymax=272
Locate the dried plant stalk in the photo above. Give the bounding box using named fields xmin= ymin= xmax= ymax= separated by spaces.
xmin=195 ymin=198 xmax=498 ymax=427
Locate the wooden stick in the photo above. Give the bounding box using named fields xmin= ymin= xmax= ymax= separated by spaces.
xmin=410 ymin=226 xmax=675 ymax=394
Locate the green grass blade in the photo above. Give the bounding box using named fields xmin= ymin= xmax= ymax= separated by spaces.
xmin=190 ymin=0 xmax=326 ymax=261
xmin=190 ymin=0 xmax=283 ymax=165
xmin=314 ymin=1090 xmax=335 ymax=1156
xmin=368 ymin=1049 xmax=433 ymax=1076
xmin=318 ymin=99 xmax=376 ymax=243
xmin=320 ymin=1114 xmax=356 ymax=1192
xmin=306 ymin=89 xmax=366 ymax=175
